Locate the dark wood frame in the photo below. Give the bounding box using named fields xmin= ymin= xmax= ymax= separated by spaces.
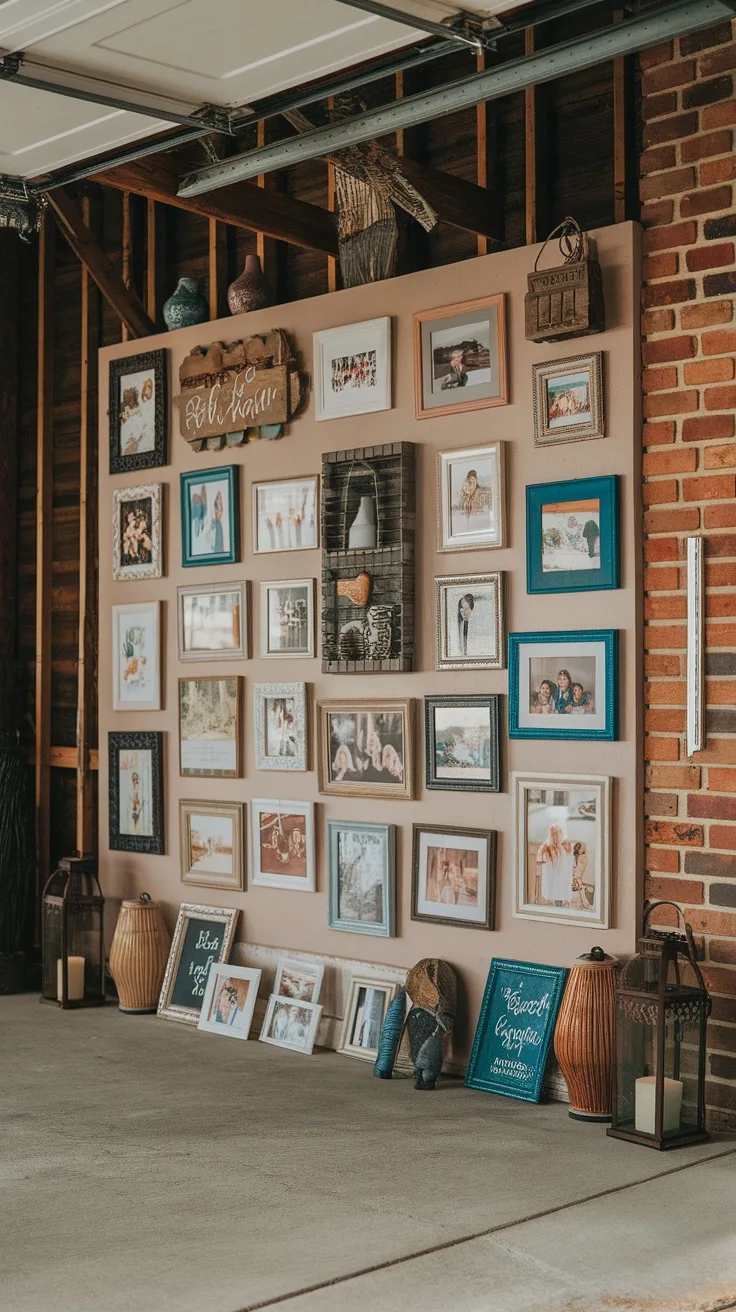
xmin=411 ymin=822 xmax=497 ymax=931
xmin=424 ymin=693 xmax=501 ymax=793
xmin=109 ymin=348 xmax=167 ymax=475
xmin=108 ymin=730 xmax=164 ymax=855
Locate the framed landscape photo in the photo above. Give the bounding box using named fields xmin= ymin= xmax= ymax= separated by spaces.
xmin=338 ymin=977 xmax=398 ymax=1063
xmin=327 ymin=820 xmax=396 ymax=938
xmin=436 ymin=573 xmax=504 ymax=670
xmin=527 ymin=476 xmax=619 ymax=595
xmin=178 ymin=676 xmax=242 ymax=778
xmin=197 ymin=964 xmax=262 ymax=1041
xmin=259 ymin=995 xmax=323 ymax=1054
xmin=414 ymin=294 xmax=508 ymax=419
xmin=254 ymin=682 xmax=308 ymax=772
xmin=313 ymin=317 xmax=391 ymax=421
xmin=112 ymin=600 xmax=161 ymax=712
xmin=112 ymin=482 xmax=162 ymax=581
xmin=180 ymin=466 xmax=239 ymax=567
xmin=412 ymin=824 xmax=496 ymax=931
xmin=512 ymin=771 xmax=612 ymax=929
xmin=260 ymin=578 xmax=315 ymax=658
xmin=509 ymin=630 xmax=618 ymax=741
xmin=425 ymin=694 xmax=500 ymax=793
xmin=318 ymin=699 xmax=414 ymax=800
xmin=108 ymin=731 xmax=164 ymax=855
xmin=251 ymin=799 xmax=316 ymax=892
xmin=179 ymin=800 xmax=244 ymax=891
xmin=178 ymin=581 xmax=247 ymax=661
xmin=533 ymin=352 xmax=604 ymax=446
xmin=157 ymin=902 xmax=239 ymax=1026
xmin=253 ymin=475 xmax=319 ymax=553
xmin=437 ymin=443 xmax=506 ymax=552
xmin=109 ymin=348 xmax=167 ymax=474
xmin=273 ymin=957 xmax=324 ymax=1004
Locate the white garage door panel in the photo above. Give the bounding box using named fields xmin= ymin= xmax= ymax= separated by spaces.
xmin=0 ymin=0 xmax=128 ymax=50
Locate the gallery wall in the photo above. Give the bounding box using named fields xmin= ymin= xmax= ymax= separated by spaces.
xmin=98 ymin=222 xmax=642 ymax=1060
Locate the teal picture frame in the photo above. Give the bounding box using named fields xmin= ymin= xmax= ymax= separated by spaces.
xmin=509 ymin=629 xmax=617 ymax=741
xmin=526 ymin=475 xmax=619 ymax=594
xmin=465 ymin=958 xmax=568 ymax=1102
xmin=180 ymin=466 xmax=240 ymax=568
xmin=327 ymin=820 xmax=396 ymax=938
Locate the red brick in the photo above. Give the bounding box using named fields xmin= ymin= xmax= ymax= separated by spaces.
xmin=705 ymin=444 xmax=736 ymax=469
xmin=681 ymin=300 xmax=733 ymax=328
xmin=712 ymin=827 xmax=736 ymax=851
xmin=646 ymin=707 xmax=686 ymax=731
xmin=682 ymin=414 xmax=735 ymax=442
xmin=646 ymin=793 xmax=679 ymax=818
xmin=644 ymin=537 xmax=680 ymax=562
xmin=643 ymin=421 xmax=676 ymax=447
xmin=642 ymin=220 xmax=697 ymax=252
xmin=708 ymin=595 xmax=736 ymax=618
xmin=709 ymin=769 xmax=736 ymax=792
xmin=702 ymin=157 xmax=736 ymax=186
xmin=705 ymin=383 xmax=736 ymax=409
xmin=705 ymin=534 xmax=736 ymax=557
xmin=707 ymin=623 xmax=736 ymax=649
xmin=643 ymin=252 xmax=679 ymax=280
xmin=643 ymin=112 xmax=698 ymax=147
xmin=707 ymin=681 xmax=736 ymax=706
xmin=684 ymin=357 xmax=735 ymax=385
xmin=643 ymin=279 xmax=697 ymax=309
xmin=645 ymin=652 xmax=682 ymax=674
xmin=643 ymin=390 xmax=698 ymax=417
xmin=699 ymin=735 xmax=736 ymax=760
xmin=680 ymin=22 xmax=734 ymax=55
xmin=705 ymin=504 xmax=736 ymax=527
xmin=645 ymin=671 xmax=687 ymax=695
xmin=641 ymin=144 xmax=678 ymax=175
xmin=681 ymin=128 xmax=733 ymax=161
xmin=645 ymin=820 xmax=704 ymax=846
xmin=643 ymin=60 xmax=694 ymax=93
xmin=707 ymin=940 xmax=736 ymax=965
xmin=684 ymin=473 xmax=736 ymax=501
xmin=686 ymin=242 xmax=735 ymax=271
xmin=643 ymin=365 xmax=678 ymax=393
xmin=645 ymin=847 xmax=681 ymax=873
xmin=642 ymin=334 xmax=696 ymax=363
xmin=645 ymin=876 xmax=704 ymax=903
xmin=681 ymin=185 xmax=733 ymax=217
xmin=705 ymin=271 xmax=736 ymax=296
xmin=640 ymin=41 xmax=674 ymax=69
xmin=646 ymin=765 xmax=702 ymax=789
xmin=642 ymin=92 xmax=678 ymax=123
xmin=643 ymin=478 xmax=678 ymax=505
xmin=644 ymin=566 xmax=681 ymax=591
xmin=642 ymin=308 xmax=676 ymax=335
xmin=641 ymin=166 xmax=697 ymax=201
xmin=642 ymin=199 xmax=675 ymax=226
xmin=702 ymin=965 xmax=736 ymax=994
xmin=689 ymin=795 xmax=736 ymax=821
xmin=689 ymin=909 xmax=736 ymax=937
xmin=644 ymin=508 xmax=699 ymax=534
xmin=703 ymin=100 xmax=736 ymax=130
xmin=708 ymin=561 xmax=736 ymax=584
xmin=644 ymin=736 xmax=681 ymax=761
xmin=701 ymin=47 xmax=736 ymax=76
xmin=643 ymin=448 xmax=698 ymax=475
xmin=702 ymin=327 xmax=736 ymax=354
xmin=682 ymin=75 xmax=734 ymax=111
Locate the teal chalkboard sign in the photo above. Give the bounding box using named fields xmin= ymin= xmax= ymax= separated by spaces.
xmin=465 ymin=958 xmax=568 ymax=1102
xmin=158 ymin=903 xmax=239 ymax=1025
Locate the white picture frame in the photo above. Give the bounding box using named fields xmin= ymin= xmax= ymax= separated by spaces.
xmin=259 ymin=995 xmax=323 ymax=1054
xmin=177 ymin=581 xmax=248 ymax=661
xmin=273 ymin=956 xmax=324 ymax=1005
xmin=252 ymin=476 xmax=319 ymax=554
xmin=197 ymin=964 xmax=262 ymax=1041
xmin=254 ymin=682 xmax=308 ymax=772
xmin=512 ymin=771 xmax=612 ymax=929
xmin=337 ymin=977 xmax=398 ymax=1063
xmin=260 ymin=579 xmax=315 ymax=659
xmin=112 ymin=600 xmax=161 ymax=712
xmin=437 ymin=442 xmax=506 ymax=552
xmin=251 ymin=799 xmax=316 ymax=892
xmin=313 ymin=317 xmax=392 ymax=421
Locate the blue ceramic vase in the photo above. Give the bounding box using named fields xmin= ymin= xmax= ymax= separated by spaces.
xmin=163 ymin=277 xmax=209 ymax=331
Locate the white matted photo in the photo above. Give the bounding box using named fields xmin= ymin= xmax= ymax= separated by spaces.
xmin=251 ymin=799 xmax=316 ymax=892
xmin=179 ymin=800 xmax=244 ymax=891
xmin=273 ymin=957 xmax=324 ymax=1005
xmin=412 ymin=824 xmax=496 ymax=930
xmin=260 ymin=579 xmax=315 ymax=658
xmin=437 ymin=443 xmax=506 ymax=551
xmin=112 ymin=600 xmax=161 ymax=712
xmin=512 ymin=772 xmax=612 ymax=928
xmin=337 ymin=977 xmax=398 ymax=1062
xmin=253 ymin=476 xmax=319 ymax=553
xmin=259 ymin=995 xmax=323 ymax=1054
xmin=436 ymin=573 xmax=504 ymax=670
xmin=313 ymin=317 xmax=391 ymax=421
xmin=178 ymin=582 xmax=247 ymax=661
xmin=254 ymin=682 xmax=308 ymax=772
xmin=197 ymin=964 xmax=262 ymax=1040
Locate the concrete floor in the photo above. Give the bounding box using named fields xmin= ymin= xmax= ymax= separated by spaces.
xmin=1 ymin=996 xmax=735 ymax=1312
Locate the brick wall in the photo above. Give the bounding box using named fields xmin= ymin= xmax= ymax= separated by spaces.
xmin=640 ymin=18 xmax=736 ymax=1129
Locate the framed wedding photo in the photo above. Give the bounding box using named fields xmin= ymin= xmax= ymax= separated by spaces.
xmin=260 ymin=579 xmax=315 ymax=658
xmin=251 ymin=799 xmax=316 ymax=892
xmin=533 ymin=352 xmax=604 ymax=446
xmin=318 ymin=699 xmax=414 ymax=800
xmin=313 ymin=317 xmax=391 ymax=421
xmin=197 ymin=964 xmax=262 ymax=1041
xmin=527 ymin=476 xmax=619 ymax=595
xmin=259 ymin=995 xmax=323 ymax=1054
xmin=327 ymin=820 xmax=396 ymax=938
xmin=108 ymin=731 xmax=164 ymax=855
xmin=180 ymin=466 xmax=239 ymax=568
xmin=436 ymin=572 xmax=504 ymax=670
xmin=253 ymin=475 xmax=319 ymax=553
xmin=109 ymin=348 xmax=167 ymax=474
xmin=273 ymin=957 xmax=324 ymax=1004
xmin=509 ymin=630 xmax=618 ymax=741
xmin=254 ymin=682 xmax=308 ymax=772
xmin=179 ymin=800 xmax=245 ymax=891
xmin=412 ymin=824 xmax=496 ymax=931
xmin=178 ymin=676 xmax=242 ymax=778
xmin=177 ymin=581 xmax=247 ymax=662
xmin=425 ymin=694 xmax=500 ymax=793
xmin=112 ymin=483 xmax=162 ymax=581
xmin=112 ymin=600 xmax=161 ymax=712
xmin=512 ymin=772 xmax=612 ymax=929
xmin=414 ymin=294 xmax=508 ymax=420
xmin=437 ymin=443 xmax=506 ymax=552
xmin=338 ymin=977 xmax=399 ymax=1063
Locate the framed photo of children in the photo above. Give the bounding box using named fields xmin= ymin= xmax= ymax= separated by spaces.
xmin=414 ymin=294 xmax=508 ymax=419
xmin=180 ymin=466 xmax=239 ymax=567
xmin=313 ymin=317 xmax=391 ymax=421
xmin=112 ymin=483 xmax=162 ymax=581
xmin=108 ymin=731 xmax=164 ymax=855
xmin=526 ymin=476 xmax=619 ymax=594
xmin=109 ymin=349 xmax=167 ymax=474
xmin=437 ymin=443 xmax=506 ymax=552
xmin=509 ymin=630 xmax=618 ymax=741
xmin=317 ymin=699 xmax=414 ymax=801
xmin=412 ymin=824 xmax=496 ymax=931
xmin=435 ymin=573 xmax=504 ymax=670
xmin=512 ymin=772 xmax=612 ymax=929
xmin=250 ymin=799 xmax=316 ymax=891
xmin=425 ymin=694 xmax=500 ymax=793
xmin=532 ymin=352 xmax=604 ymax=446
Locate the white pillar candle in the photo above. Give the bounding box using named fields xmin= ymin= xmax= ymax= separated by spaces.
xmin=57 ymin=956 xmax=85 ymax=1002
xmin=635 ymin=1075 xmax=683 ymax=1135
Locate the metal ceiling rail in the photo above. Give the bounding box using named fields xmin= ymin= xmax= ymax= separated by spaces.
xmin=27 ymin=128 xmax=211 ymax=193
xmin=333 ymin=0 xmax=498 ymax=49
xmin=179 ymin=0 xmax=736 ymax=198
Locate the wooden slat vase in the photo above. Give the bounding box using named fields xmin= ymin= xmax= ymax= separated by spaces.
xmin=553 ymin=948 xmax=617 ymax=1122
xmin=109 ymin=894 xmax=170 ymax=1014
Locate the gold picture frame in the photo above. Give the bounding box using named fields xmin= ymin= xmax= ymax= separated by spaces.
xmin=178 ymin=675 xmax=243 ymax=779
xmin=532 ymin=352 xmax=604 ymax=446
xmin=179 ymin=800 xmax=245 ymax=891
xmin=157 ymin=902 xmax=239 ymax=1026
xmin=317 ymin=698 xmax=414 ymax=800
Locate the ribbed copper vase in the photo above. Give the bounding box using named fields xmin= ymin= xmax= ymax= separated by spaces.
xmin=109 ymin=894 xmax=170 ymax=1014
xmin=554 ymin=948 xmax=617 ymax=1122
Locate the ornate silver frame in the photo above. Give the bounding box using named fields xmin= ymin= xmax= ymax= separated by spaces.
xmin=254 ymin=681 xmax=308 ymax=772
xmin=112 ymin=481 xmax=163 ymax=581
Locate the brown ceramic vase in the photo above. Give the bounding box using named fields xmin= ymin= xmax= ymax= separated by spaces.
xmin=553 ymin=947 xmax=617 ymax=1121
xmin=227 ymin=253 xmax=272 ymax=315
xmin=109 ymin=894 xmax=170 ymax=1014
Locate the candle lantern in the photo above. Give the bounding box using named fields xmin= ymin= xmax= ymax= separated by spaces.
xmin=41 ymin=856 xmax=106 ymax=1009
xmin=608 ymin=901 xmax=710 ymax=1150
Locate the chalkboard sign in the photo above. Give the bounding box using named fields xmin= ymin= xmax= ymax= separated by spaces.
xmin=157 ymin=903 xmax=239 ymax=1025
xmin=465 ymin=958 xmax=568 ymax=1103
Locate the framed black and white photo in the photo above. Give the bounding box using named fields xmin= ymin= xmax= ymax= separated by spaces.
xmin=509 ymin=630 xmax=618 ymax=741
xmin=260 ymin=579 xmax=315 ymax=658
xmin=109 ymin=349 xmax=167 ymax=474
xmin=533 ymin=352 xmax=604 ymax=446
xmin=178 ymin=676 xmax=242 ymax=778
xmin=327 ymin=820 xmax=396 ymax=938
xmin=414 ymin=294 xmax=508 ymax=419
xmin=313 ymin=317 xmax=391 ymax=421
xmin=437 ymin=443 xmax=506 ymax=552
xmin=253 ymin=475 xmax=319 ymax=553
xmin=112 ymin=600 xmax=161 ymax=712
xmin=412 ymin=824 xmax=496 ymax=931
xmin=512 ymin=772 xmax=612 ymax=929
xmin=254 ymin=682 xmax=308 ymax=772
xmin=108 ymin=731 xmax=164 ymax=855
xmin=112 ymin=482 xmax=162 ymax=582
xmin=436 ymin=572 xmax=504 ymax=670
xmin=177 ymin=581 xmax=247 ymax=662
xmin=425 ymin=694 xmax=500 ymax=793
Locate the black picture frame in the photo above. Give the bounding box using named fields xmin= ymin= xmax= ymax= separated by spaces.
xmin=424 ymin=694 xmax=501 ymax=793
xmin=109 ymin=349 xmax=168 ymax=475
xmin=108 ymin=731 xmax=164 ymax=855
xmin=411 ymin=823 xmax=497 ymax=931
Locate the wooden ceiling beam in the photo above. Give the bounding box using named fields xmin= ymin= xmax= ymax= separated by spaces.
xmin=398 ymin=158 xmax=502 ymax=243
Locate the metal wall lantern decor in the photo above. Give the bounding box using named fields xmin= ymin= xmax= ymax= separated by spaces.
xmin=525 ymin=218 xmax=605 ymax=344
xmin=41 ymin=856 xmax=106 ymax=1009
xmin=608 ymin=901 xmax=711 ymax=1150
xmin=174 ymin=332 xmax=306 ymax=450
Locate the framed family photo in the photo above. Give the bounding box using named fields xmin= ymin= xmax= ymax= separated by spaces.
xmin=259 ymin=996 xmax=323 ymax=1054
xmin=250 ymin=799 xmax=316 ymax=892
xmin=179 ymin=800 xmax=244 ymax=891
xmin=108 ymin=731 xmax=164 ymax=855
xmin=254 ymin=682 xmax=308 ymax=772
xmin=177 ymin=581 xmax=247 ymax=662
xmin=317 ymin=699 xmax=414 ymax=800
xmin=109 ymin=349 xmax=167 ymax=474
xmin=112 ymin=600 xmax=161 ymax=712
xmin=437 ymin=443 xmax=506 ymax=552
xmin=512 ymin=772 xmax=612 ymax=929
xmin=197 ymin=964 xmax=261 ymax=1041
xmin=180 ymin=466 xmax=239 ymax=567
xmin=436 ymin=572 xmax=504 ymax=670
xmin=260 ymin=579 xmax=315 ymax=658
xmin=527 ymin=476 xmax=619 ymax=594
xmin=414 ymin=294 xmax=508 ymax=419
xmin=273 ymin=957 xmax=324 ymax=1004
xmin=509 ymin=630 xmax=618 ymax=741
xmin=412 ymin=824 xmax=496 ymax=931
xmin=112 ymin=483 xmax=162 ymax=581
xmin=157 ymin=903 xmax=239 ymax=1026
xmin=424 ymin=694 xmax=500 ymax=793
xmin=253 ymin=476 xmax=319 ymax=553
xmin=338 ymin=978 xmax=399 ymax=1063
xmin=313 ymin=317 xmax=391 ymax=421
xmin=533 ymin=352 xmax=604 ymax=446
xmin=327 ymin=820 xmax=396 ymax=938
xmin=178 ymin=676 xmax=242 ymax=778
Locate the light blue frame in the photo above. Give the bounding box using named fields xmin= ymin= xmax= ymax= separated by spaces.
xmin=526 ymin=474 xmax=619 ymax=594
xmin=465 ymin=958 xmax=568 ymax=1102
xmin=508 ymin=629 xmax=618 ymax=741
xmin=181 ymin=465 xmax=240 ymax=568
xmin=327 ymin=820 xmax=396 ymax=938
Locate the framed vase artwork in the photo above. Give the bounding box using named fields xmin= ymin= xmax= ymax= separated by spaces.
xmin=273 ymin=957 xmax=324 ymax=1004
xmin=313 ymin=317 xmax=391 ymax=421
xmin=108 ymin=731 xmax=164 ymax=855
xmin=337 ymin=977 xmax=399 ymax=1063
xmin=179 ymin=800 xmax=245 ymax=891
xmin=424 ymin=694 xmax=500 ymax=793
xmin=253 ymin=682 xmax=308 ymax=772
xmin=512 ymin=772 xmax=612 ymax=929
xmin=112 ymin=482 xmax=162 ymax=581
xmin=435 ymin=572 xmax=504 ymax=670
xmin=253 ymin=476 xmax=319 ymax=553
xmin=112 ymin=600 xmax=161 ymax=712
xmin=157 ymin=903 xmax=239 ymax=1026
xmin=178 ymin=676 xmax=242 ymax=778
xmin=180 ymin=466 xmax=240 ymax=567
xmin=527 ymin=476 xmax=619 ymax=594
xmin=411 ymin=824 xmax=496 ymax=931
xmin=327 ymin=820 xmax=396 ymax=938
xmin=109 ymin=348 xmax=167 ymax=474
xmin=177 ymin=582 xmax=247 ymax=661
xmin=197 ymin=964 xmax=262 ymax=1041
xmin=413 ymin=294 xmax=508 ymax=419
xmin=532 ymin=352 xmax=604 ymax=446
xmin=250 ymin=799 xmax=315 ymax=892
xmin=509 ymin=630 xmax=618 ymax=741
xmin=259 ymin=995 xmax=323 ymax=1054
xmin=437 ymin=443 xmax=506 ymax=552
xmin=260 ymin=579 xmax=315 ymax=658
xmin=317 ymin=699 xmax=414 ymax=800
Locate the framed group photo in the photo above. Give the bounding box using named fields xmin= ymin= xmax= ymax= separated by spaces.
xmin=112 ymin=483 xmax=162 ymax=582
xmin=512 ymin=772 xmax=612 ymax=929
xmin=509 ymin=630 xmax=618 ymax=741
xmin=250 ymin=799 xmax=316 ymax=892
xmin=425 ymin=694 xmax=500 ymax=793
xmin=435 ymin=572 xmax=504 ymax=670
xmin=313 ymin=316 xmax=391 ymax=421
xmin=180 ymin=466 xmax=240 ymax=567
xmin=414 ymin=294 xmax=508 ymax=419
xmin=178 ymin=581 xmax=248 ymax=661
xmin=317 ymin=699 xmax=414 ymax=800
xmin=253 ymin=475 xmax=319 ymax=553
xmin=108 ymin=731 xmax=164 ymax=855
xmin=109 ymin=348 xmax=167 ymax=474
xmin=532 ymin=352 xmax=604 ymax=446
xmin=527 ymin=475 xmax=619 ymax=594
xmin=412 ymin=824 xmax=496 ymax=931
xmin=437 ymin=443 xmax=506 ymax=552
xmin=327 ymin=820 xmax=396 ymax=938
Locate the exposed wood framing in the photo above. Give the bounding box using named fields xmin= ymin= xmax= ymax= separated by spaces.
xmin=208 ymin=219 xmax=227 ymax=319
xmin=475 ymin=51 xmax=500 ymax=257
xmin=0 ymin=232 xmax=19 ymax=733
xmin=257 ymin=119 xmax=282 ymax=301
xmin=35 ymin=215 xmax=54 ymax=891
xmin=524 ymin=27 xmax=549 ymax=246
xmin=326 ymin=103 xmax=337 ymax=294
xmin=400 ymin=157 xmax=502 ymax=241
xmin=613 ymin=10 xmax=634 ymax=223
xmin=121 ymin=190 xmax=131 ymax=341
xmin=146 ymin=198 xmax=167 ymax=325
xmin=76 ymin=196 xmax=98 ymax=856
xmin=51 ymin=747 xmax=98 ymax=771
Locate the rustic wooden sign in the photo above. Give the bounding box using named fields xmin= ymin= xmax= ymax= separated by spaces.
xmin=174 ymin=331 xmax=306 ymax=450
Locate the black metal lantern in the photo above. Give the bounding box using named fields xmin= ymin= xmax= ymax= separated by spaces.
xmin=41 ymin=856 xmax=106 ymax=1009
xmin=608 ymin=901 xmax=710 ymax=1150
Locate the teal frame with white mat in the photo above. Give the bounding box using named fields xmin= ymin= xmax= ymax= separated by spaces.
xmin=526 ymin=475 xmax=619 ymax=595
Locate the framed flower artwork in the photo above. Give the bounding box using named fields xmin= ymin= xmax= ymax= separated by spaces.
xmin=112 ymin=601 xmax=161 ymax=712
xmin=112 ymin=483 xmax=162 ymax=582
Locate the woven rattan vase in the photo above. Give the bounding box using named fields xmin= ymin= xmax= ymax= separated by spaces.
xmin=554 ymin=947 xmax=617 ymax=1121
xmin=109 ymin=894 xmax=170 ymax=1014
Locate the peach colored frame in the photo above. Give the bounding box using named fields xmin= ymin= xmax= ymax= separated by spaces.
xmin=412 ymin=293 xmax=508 ymax=420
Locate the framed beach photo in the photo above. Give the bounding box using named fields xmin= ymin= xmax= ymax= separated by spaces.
xmin=180 ymin=466 xmax=239 ymax=567
xmin=109 ymin=348 xmax=167 ymax=474
xmin=259 ymin=995 xmax=323 ymax=1054
xmin=273 ymin=957 xmax=324 ymax=1005
xmin=313 ymin=317 xmax=391 ymax=421
xmin=327 ymin=820 xmax=396 ymax=938
xmin=436 ymin=573 xmax=504 ymax=670
xmin=197 ymin=964 xmax=262 ymax=1041
xmin=178 ymin=582 xmax=247 ymax=661
xmin=533 ymin=352 xmax=604 ymax=446
xmin=179 ymin=800 xmax=244 ymax=891
xmin=157 ymin=903 xmax=239 ymax=1026
xmin=509 ymin=630 xmax=618 ymax=741
xmin=414 ymin=294 xmax=508 ymax=419
xmin=318 ymin=699 xmax=414 ymax=800
xmin=512 ymin=772 xmax=612 ymax=929
xmin=425 ymin=694 xmax=500 ymax=793
xmin=411 ymin=824 xmax=496 ymax=931
xmin=253 ymin=476 xmax=319 ymax=553
xmin=437 ymin=443 xmax=506 ymax=552
xmin=260 ymin=579 xmax=315 ymax=658
xmin=112 ymin=601 xmax=161 ymax=712
xmin=178 ymin=676 xmax=242 ymax=778
xmin=108 ymin=731 xmax=164 ymax=855
xmin=527 ymin=476 xmax=619 ymax=595
xmin=251 ymin=799 xmax=316 ymax=892
xmin=338 ymin=977 xmax=399 ymax=1063
xmin=254 ymin=682 xmax=308 ymax=772
xmin=112 ymin=482 xmax=162 ymax=581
